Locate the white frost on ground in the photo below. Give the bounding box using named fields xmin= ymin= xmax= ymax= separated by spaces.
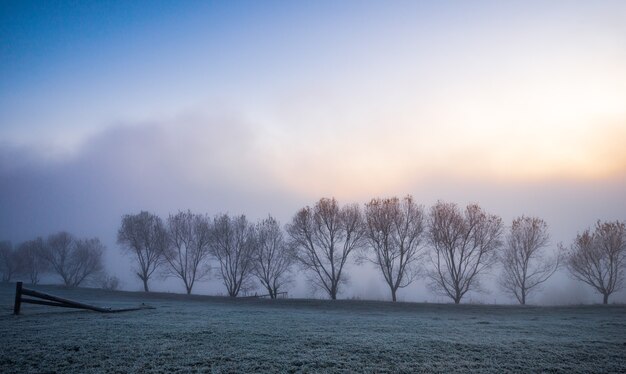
xmin=0 ymin=283 xmax=624 ymax=373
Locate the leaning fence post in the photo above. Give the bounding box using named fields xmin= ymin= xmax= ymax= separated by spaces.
xmin=14 ymin=282 xmax=23 ymax=315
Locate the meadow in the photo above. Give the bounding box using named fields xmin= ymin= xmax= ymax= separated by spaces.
xmin=0 ymin=283 xmax=624 ymax=373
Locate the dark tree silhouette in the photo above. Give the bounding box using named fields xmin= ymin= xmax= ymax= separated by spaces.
xmin=41 ymin=232 xmax=104 ymax=287
xmin=15 ymin=237 xmax=49 ymax=285
xmin=97 ymin=273 xmax=121 ymax=291
xmin=0 ymin=241 xmax=17 ymax=282
xmin=499 ymin=216 xmax=559 ymax=304
xmin=287 ymin=197 xmax=365 ymax=300
xmin=165 ymin=210 xmax=212 ymax=294
xmin=251 ymin=216 xmax=294 ymax=298
xmin=427 ymin=201 xmax=503 ymax=304
xmin=363 ymin=196 xmax=425 ymax=302
xmin=117 ymin=211 xmax=168 ymax=292
xmin=209 ymin=214 xmax=255 ymax=297
xmin=565 ymin=220 xmax=626 ymax=304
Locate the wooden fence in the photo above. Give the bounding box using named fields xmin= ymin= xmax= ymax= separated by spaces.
xmin=242 ymin=291 xmax=288 ymax=299
xmin=13 ymin=282 xmax=154 ymax=315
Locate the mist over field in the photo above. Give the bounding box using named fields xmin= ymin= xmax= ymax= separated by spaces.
xmin=1 ymin=117 xmax=624 ymax=304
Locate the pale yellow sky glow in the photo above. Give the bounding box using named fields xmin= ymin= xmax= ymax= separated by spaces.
xmin=259 ymin=54 xmax=626 ymax=199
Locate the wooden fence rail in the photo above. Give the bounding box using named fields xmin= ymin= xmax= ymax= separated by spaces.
xmin=13 ymin=282 xmax=154 ymax=315
xmin=242 ymin=291 xmax=288 ymax=299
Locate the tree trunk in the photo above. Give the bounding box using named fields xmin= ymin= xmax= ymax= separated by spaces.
xmin=603 ymin=293 xmax=609 ymax=305
xmin=521 ymin=292 xmax=526 ymax=305
xmin=142 ymin=278 xmax=149 ymax=292
xmin=391 ymin=288 xmax=397 ymax=302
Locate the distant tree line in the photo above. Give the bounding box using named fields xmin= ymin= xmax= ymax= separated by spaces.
xmin=2 ymin=197 xmax=624 ymax=305
xmin=0 ymin=231 xmax=117 ymax=289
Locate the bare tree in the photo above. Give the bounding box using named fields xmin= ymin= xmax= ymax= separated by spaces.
xmin=41 ymin=232 xmax=104 ymax=287
xmin=565 ymin=220 xmax=626 ymax=304
xmin=427 ymin=201 xmax=503 ymax=304
xmin=117 ymin=211 xmax=168 ymax=292
xmin=164 ymin=210 xmax=212 ymax=294
xmin=286 ymin=197 xmax=365 ymax=300
xmin=363 ymin=196 xmax=426 ymax=302
xmin=41 ymin=232 xmax=73 ymax=285
xmin=499 ymin=216 xmax=560 ymax=304
xmin=69 ymin=238 xmax=105 ymax=286
xmin=251 ymin=216 xmax=295 ymax=298
xmin=16 ymin=237 xmax=49 ymax=285
xmin=0 ymin=241 xmax=17 ymax=282
xmin=209 ymin=214 xmax=255 ymax=297
xmin=97 ymin=273 xmax=121 ymax=291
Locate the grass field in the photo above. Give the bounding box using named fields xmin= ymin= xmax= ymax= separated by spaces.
xmin=0 ymin=283 xmax=624 ymax=373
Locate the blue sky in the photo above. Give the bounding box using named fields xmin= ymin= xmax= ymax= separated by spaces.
xmin=5 ymin=0 xmax=624 ymax=153
xmin=1 ymin=1 xmax=625 ymax=301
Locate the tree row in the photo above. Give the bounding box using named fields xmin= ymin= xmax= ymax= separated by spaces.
xmin=2 ymin=196 xmax=624 ymax=304
xmin=115 ymin=197 xmax=626 ymax=304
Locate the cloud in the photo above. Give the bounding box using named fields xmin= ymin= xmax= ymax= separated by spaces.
xmin=0 ymin=116 xmax=302 ymax=241
xmin=2 ymin=112 xmax=625 ymax=246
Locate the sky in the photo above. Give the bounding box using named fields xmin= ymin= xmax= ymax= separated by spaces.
xmin=1 ymin=1 xmax=625 ymax=303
